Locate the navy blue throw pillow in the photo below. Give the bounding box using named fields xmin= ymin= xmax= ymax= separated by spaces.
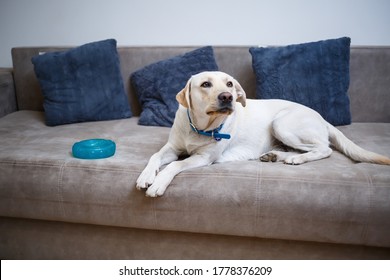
xmin=32 ymin=39 xmax=132 ymax=126
xmin=131 ymin=46 xmax=219 ymax=127
xmin=249 ymin=37 xmax=351 ymax=126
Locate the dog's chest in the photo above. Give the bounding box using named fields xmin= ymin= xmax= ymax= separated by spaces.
xmin=183 ymin=134 xmax=220 ymax=155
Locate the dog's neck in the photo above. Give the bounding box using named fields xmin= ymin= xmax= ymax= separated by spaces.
xmin=187 ymin=107 xmax=227 ymax=130
xmin=187 ymin=109 xmax=231 ymax=141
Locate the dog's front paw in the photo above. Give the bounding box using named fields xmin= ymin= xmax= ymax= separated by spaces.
xmin=136 ymin=167 xmax=158 ymax=191
xmin=145 ymin=184 xmax=167 ymax=197
xmin=144 ymin=172 xmax=173 ymax=197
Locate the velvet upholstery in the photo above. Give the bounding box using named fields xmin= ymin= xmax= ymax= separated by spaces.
xmin=1 ymin=111 xmax=390 ymax=248
xmin=0 ymin=68 xmax=17 ymax=118
xmin=11 ymin=46 xmax=390 ymax=123
xmin=31 ymin=39 xmax=131 ymax=126
xmin=2 ymin=217 xmax=389 ymax=259
xmin=131 ymin=46 xmax=218 ymax=127
xmin=249 ymin=37 xmax=351 ymax=126
xmin=1 ymin=46 xmax=390 ymax=259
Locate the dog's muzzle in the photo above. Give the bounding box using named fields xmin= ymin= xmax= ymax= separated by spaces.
xmin=206 ymin=92 xmax=234 ymax=115
xmin=218 ymin=92 xmax=233 ymax=104
xmin=216 ymin=92 xmax=233 ymax=114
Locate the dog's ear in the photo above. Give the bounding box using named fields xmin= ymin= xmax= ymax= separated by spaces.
xmin=234 ymin=79 xmax=246 ymax=107
xmin=176 ymin=78 xmax=191 ymax=108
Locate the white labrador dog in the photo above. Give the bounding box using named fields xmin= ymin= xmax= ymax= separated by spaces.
xmin=136 ymin=71 xmax=390 ymax=197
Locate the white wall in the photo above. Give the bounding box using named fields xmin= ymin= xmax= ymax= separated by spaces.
xmin=1 ymin=0 xmax=389 ymax=67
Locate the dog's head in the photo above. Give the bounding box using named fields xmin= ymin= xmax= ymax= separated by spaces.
xmin=176 ymin=71 xmax=246 ymax=130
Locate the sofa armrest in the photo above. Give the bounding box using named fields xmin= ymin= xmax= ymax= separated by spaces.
xmin=0 ymin=68 xmax=17 ymax=118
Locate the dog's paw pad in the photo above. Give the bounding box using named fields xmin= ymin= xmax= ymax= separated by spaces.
xmin=260 ymin=153 xmax=278 ymax=162
xmin=136 ymin=182 xmax=149 ymax=190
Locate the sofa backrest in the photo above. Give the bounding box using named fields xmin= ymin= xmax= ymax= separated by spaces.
xmin=11 ymin=46 xmax=390 ymax=123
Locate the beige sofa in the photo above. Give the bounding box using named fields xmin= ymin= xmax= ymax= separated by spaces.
xmin=0 ymin=46 xmax=389 ymax=259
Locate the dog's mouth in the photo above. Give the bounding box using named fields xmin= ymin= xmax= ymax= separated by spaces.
xmin=206 ymin=107 xmax=233 ymax=116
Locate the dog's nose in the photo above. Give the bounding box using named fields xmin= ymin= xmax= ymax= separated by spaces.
xmin=218 ymin=92 xmax=233 ymax=104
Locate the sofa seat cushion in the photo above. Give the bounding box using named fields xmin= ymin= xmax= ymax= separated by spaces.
xmin=0 ymin=110 xmax=390 ymax=247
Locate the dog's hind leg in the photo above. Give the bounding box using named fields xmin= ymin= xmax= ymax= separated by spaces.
xmin=283 ymin=145 xmax=332 ymax=165
xmin=264 ymin=110 xmax=333 ymax=165
xmin=260 ymin=150 xmax=300 ymax=163
xmin=261 ymin=136 xmax=332 ymax=165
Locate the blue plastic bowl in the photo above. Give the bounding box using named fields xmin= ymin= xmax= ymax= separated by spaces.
xmin=72 ymin=139 xmax=116 ymax=159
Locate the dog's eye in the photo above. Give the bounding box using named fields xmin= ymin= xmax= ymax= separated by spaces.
xmin=227 ymin=81 xmax=233 ymax=87
xmin=201 ymin=81 xmax=212 ymax=88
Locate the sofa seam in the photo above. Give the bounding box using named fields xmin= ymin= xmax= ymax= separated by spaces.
xmin=254 ymin=161 xmax=263 ymax=236
xmin=360 ymin=168 xmax=374 ymax=246
xmin=175 ymin=172 xmax=372 ymax=186
xmin=56 ymin=161 xmax=67 ymax=219
xmin=0 ymin=160 xmax=379 ymax=186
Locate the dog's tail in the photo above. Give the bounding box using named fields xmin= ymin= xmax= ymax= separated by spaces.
xmin=327 ymin=123 xmax=390 ymax=165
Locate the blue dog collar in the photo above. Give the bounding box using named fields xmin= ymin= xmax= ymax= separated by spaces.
xmin=187 ymin=109 xmax=231 ymax=141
